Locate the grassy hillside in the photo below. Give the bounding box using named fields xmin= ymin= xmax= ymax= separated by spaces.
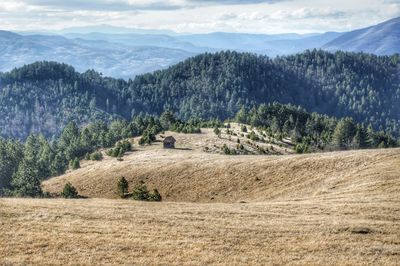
xmin=3 ymin=127 xmax=400 ymax=265
xmin=42 ymin=126 xmax=400 ymax=202
xmin=1 ymin=192 xmax=399 ymax=265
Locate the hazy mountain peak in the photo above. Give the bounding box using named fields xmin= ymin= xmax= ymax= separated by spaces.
xmin=323 ymin=16 xmax=400 ymax=55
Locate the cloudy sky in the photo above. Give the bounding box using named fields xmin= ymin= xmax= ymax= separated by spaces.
xmin=0 ymin=0 xmax=399 ymax=34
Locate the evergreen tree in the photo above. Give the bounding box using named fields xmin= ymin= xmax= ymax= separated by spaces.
xmin=333 ymin=118 xmax=357 ymax=149
xmin=11 ymin=159 xmax=42 ymax=197
xmin=61 ymin=182 xmax=79 ymax=199
xmin=132 ymin=181 xmax=150 ymax=201
xmin=117 ymin=176 xmax=129 ymax=198
xmin=160 ymin=110 xmax=176 ymax=130
xmin=214 ymin=127 xmax=221 ymax=138
xmin=70 ymin=157 xmax=80 ymax=170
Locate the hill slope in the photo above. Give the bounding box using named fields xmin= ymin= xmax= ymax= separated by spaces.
xmin=323 ymin=17 xmax=400 ymax=55
xmin=42 ymin=128 xmax=400 ymax=203
xmin=4 ymin=126 xmax=400 ymax=265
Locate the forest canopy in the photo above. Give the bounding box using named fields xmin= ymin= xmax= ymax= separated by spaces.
xmin=0 ymin=50 xmax=398 ymax=140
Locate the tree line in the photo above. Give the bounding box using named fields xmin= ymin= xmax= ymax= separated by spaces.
xmin=235 ymin=103 xmax=398 ymax=153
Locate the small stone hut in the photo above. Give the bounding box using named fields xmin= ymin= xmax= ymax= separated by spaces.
xmin=163 ymin=136 xmax=176 ymax=149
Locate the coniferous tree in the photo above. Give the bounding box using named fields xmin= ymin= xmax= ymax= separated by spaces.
xmin=11 ymin=159 xmax=42 ymax=197
xmin=117 ymin=176 xmax=129 ymax=198
xmin=61 ymin=182 xmax=79 ymax=199
xmin=214 ymin=127 xmax=221 ymax=138
xmin=70 ymin=157 xmax=80 ymax=170
xmin=132 ymin=181 xmax=150 ymax=201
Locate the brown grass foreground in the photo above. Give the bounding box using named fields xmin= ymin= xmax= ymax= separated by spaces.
xmin=1 ymin=196 xmax=399 ymax=265
xmin=2 ymin=145 xmax=400 ymax=265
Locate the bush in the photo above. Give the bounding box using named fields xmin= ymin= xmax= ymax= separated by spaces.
xmin=248 ymin=131 xmax=259 ymax=141
xmin=107 ymin=140 xmax=132 ymax=157
xmin=241 ymin=125 xmax=248 ymax=132
xmin=61 ymin=182 xmax=79 ymax=199
xmin=117 ymin=176 xmax=129 ymax=198
xmin=89 ymin=151 xmax=103 ymax=161
xmin=222 ymin=144 xmax=236 ymax=155
xmin=70 ymin=157 xmax=80 ymax=170
xmin=295 ymin=143 xmax=309 ymax=154
xmin=139 ymin=128 xmax=156 ymax=145
xmin=132 ymin=181 xmax=150 ymax=201
xmin=149 ymin=189 xmax=162 ymax=202
xmin=213 ymin=127 xmax=221 ymax=137
xmin=131 ymin=181 xmax=162 ymax=202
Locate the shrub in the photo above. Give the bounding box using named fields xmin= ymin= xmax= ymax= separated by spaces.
xmin=248 ymin=131 xmax=259 ymax=141
xmin=90 ymin=151 xmax=103 ymax=161
xmin=241 ymin=125 xmax=248 ymax=132
xmin=70 ymin=157 xmax=80 ymax=170
xmin=61 ymin=182 xmax=79 ymax=199
xmin=107 ymin=140 xmax=132 ymax=157
xmin=132 ymin=181 xmax=150 ymax=201
xmin=149 ymin=189 xmax=162 ymax=202
xmin=117 ymin=176 xmax=129 ymax=198
xmin=295 ymin=143 xmax=309 ymax=154
xmin=131 ymin=181 xmax=162 ymax=202
xmin=222 ymin=144 xmax=236 ymax=155
xmin=139 ymin=129 xmax=156 ymax=145
xmin=213 ymin=127 xmax=221 ymax=137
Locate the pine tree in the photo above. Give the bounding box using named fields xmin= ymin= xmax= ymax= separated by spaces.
xmin=70 ymin=157 xmax=80 ymax=170
xmin=117 ymin=176 xmax=129 ymax=198
xmin=235 ymin=107 xmax=248 ymax=124
xmin=213 ymin=127 xmax=221 ymax=138
xmin=61 ymin=182 xmax=79 ymax=199
xmin=333 ymin=118 xmax=356 ymax=149
xmin=132 ymin=181 xmax=150 ymax=201
xmin=11 ymin=159 xmax=42 ymax=197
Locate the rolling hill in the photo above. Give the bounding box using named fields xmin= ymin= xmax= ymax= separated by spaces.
xmin=3 ymin=119 xmax=399 ymax=264
xmin=323 ymin=17 xmax=400 ymax=55
xmin=42 ymin=127 xmax=400 ymax=202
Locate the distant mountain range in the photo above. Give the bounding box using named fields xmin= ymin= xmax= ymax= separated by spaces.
xmin=323 ymin=17 xmax=400 ymax=55
xmin=1 ymin=17 xmax=399 ymax=79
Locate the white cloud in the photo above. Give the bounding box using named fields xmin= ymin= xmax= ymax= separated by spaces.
xmin=0 ymin=0 xmax=398 ymax=33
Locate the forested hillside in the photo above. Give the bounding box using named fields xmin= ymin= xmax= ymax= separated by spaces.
xmin=1 ymin=104 xmax=396 ymax=197
xmin=0 ymin=50 xmax=399 ymax=140
xmin=0 ymin=62 xmax=128 ymax=139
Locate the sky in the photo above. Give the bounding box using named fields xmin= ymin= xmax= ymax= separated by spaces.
xmin=0 ymin=0 xmax=399 ymax=34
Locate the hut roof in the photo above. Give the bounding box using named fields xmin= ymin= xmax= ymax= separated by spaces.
xmin=163 ymin=136 xmax=176 ymax=143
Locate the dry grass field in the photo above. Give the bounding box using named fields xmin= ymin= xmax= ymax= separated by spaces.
xmin=1 ymin=128 xmax=400 ymax=265
xmin=1 ymin=196 xmax=399 ymax=265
